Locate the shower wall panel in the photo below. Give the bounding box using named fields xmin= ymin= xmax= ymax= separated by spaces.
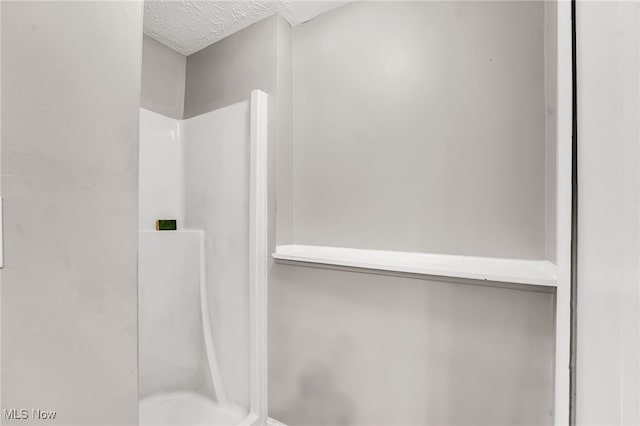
xmin=139 ymin=109 xmax=185 ymax=230
xmin=138 ymin=231 xmax=212 ymax=398
xmin=139 ymin=101 xmax=253 ymax=414
xmin=184 ymin=101 xmax=252 ymax=412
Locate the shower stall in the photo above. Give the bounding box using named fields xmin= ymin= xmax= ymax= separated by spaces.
xmin=138 ymin=91 xmax=269 ymax=426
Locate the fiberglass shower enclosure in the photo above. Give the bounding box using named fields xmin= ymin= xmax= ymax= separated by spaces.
xmin=138 ymin=90 xmax=268 ymax=426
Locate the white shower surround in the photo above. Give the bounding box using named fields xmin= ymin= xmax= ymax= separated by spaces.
xmin=138 ymin=90 xmax=269 ymax=425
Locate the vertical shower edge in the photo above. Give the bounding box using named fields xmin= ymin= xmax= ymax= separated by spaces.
xmin=244 ymin=89 xmax=269 ymax=426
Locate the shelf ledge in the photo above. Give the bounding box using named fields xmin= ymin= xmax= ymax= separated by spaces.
xmin=273 ymin=245 xmax=558 ymax=287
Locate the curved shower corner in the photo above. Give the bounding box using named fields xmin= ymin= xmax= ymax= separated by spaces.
xmin=138 ymin=91 xmax=269 ymax=426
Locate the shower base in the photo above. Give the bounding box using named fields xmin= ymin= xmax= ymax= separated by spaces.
xmin=139 ymin=392 xmax=247 ymax=426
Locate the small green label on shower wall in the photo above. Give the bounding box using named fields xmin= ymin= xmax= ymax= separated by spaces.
xmin=156 ymin=219 xmax=177 ymax=231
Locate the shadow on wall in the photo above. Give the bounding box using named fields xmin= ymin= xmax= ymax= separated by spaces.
xmin=274 ymin=360 xmax=354 ymax=426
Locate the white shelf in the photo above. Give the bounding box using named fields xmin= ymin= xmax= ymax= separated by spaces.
xmin=273 ymin=244 xmax=558 ymax=287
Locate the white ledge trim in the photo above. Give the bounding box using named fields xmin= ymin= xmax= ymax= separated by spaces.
xmin=273 ymin=244 xmax=558 ymax=287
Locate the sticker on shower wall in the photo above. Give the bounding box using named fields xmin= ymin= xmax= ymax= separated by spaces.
xmin=156 ymin=219 xmax=177 ymax=231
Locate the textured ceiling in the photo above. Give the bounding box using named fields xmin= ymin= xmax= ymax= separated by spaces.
xmin=144 ymin=1 xmax=350 ymax=56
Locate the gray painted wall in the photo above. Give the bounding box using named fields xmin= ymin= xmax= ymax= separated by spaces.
xmin=269 ymin=268 xmax=555 ymax=426
xmin=1 ymin=2 xmax=142 ymax=424
xmin=274 ymin=17 xmax=294 ymax=245
xmin=292 ymin=1 xmax=546 ymax=260
xmin=141 ymin=35 xmax=186 ymax=119
xmin=269 ymin=2 xmax=555 ymax=425
xmin=544 ymin=2 xmax=557 ymax=263
xmin=184 ymin=16 xmax=279 ymax=119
